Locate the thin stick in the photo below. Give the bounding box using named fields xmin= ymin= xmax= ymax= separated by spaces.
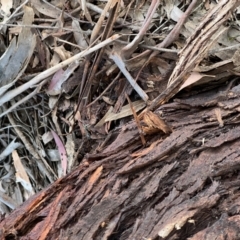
xmin=125 ymin=94 xmax=146 ymax=146
xmin=110 ymin=52 xmax=148 ymax=102
xmin=122 ymin=0 xmax=160 ymax=59
xmin=56 ymin=38 xmax=85 ymax=49
xmin=86 ymin=72 xmax=121 ymax=107
xmin=0 ymin=0 xmax=29 ymax=25
xmin=0 ymin=34 xmax=120 ymax=114
xmin=0 ymin=23 xmax=81 ymax=33
xmin=135 ymin=0 xmax=198 ymax=80
xmin=155 ymin=0 xmax=198 ymax=50
xmin=139 ymin=44 xmax=178 ymax=53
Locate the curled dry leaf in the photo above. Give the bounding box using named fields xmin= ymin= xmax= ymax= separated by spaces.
xmin=179 ymin=71 xmax=210 ymax=91
xmin=53 ymin=45 xmax=72 ymax=61
xmin=0 ymin=6 xmax=36 ymax=88
xmin=142 ymin=111 xmax=172 ymax=135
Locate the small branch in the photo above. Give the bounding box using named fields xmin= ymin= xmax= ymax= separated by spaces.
xmin=125 ymin=94 xmax=146 ymax=146
xmin=110 ymin=52 xmax=149 ymax=102
xmin=0 ymin=23 xmax=82 ymax=32
xmin=121 ymin=0 xmax=160 ymax=59
xmin=155 ymin=0 xmax=198 ymax=50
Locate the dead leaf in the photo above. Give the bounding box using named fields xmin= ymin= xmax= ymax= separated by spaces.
xmin=1 ymin=0 xmax=12 ymax=17
xmin=179 ymin=72 xmax=205 ymax=90
xmin=142 ymin=111 xmax=172 ymax=134
xmin=66 ymin=134 xmax=75 ymax=173
xmin=51 ymin=130 xmax=68 ymax=177
xmin=171 ymin=5 xmax=184 ymax=22
xmin=42 ymin=131 xmax=54 ymax=145
xmin=0 ymin=6 xmax=36 ymax=88
xmin=95 ymin=100 xmax=146 ymax=127
xmin=12 ymin=150 xmax=35 ymax=198
xmin=31 ymin=0 xmax=61 ymax=18
xmin=53 ymin=45 xmax=72 ymax=61
xmin=72 ymin=19 xmax=89 ymax=49
xmin=47 ymin=60 xmax=79 ymax=95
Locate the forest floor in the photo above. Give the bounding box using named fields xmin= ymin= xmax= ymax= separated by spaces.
xmin=1 ymin=0 xmax=240 ymax=239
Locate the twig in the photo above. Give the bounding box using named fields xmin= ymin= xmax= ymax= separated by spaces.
xmin=209 ymin=43 xmax=240 ymax=54
xmin=136 ymin=0 xmax=198 ymax=78
xmin=0 ymin=34 xmax=121 ymax=114
xmin=6 ymin=107 xmax=57 ymax=182
xmin=0 ymin=0 xmax=29 ymax=31
xmin=0 ymin=23 xmax=82 ymax=32
xmin=110 ymin=52 xmax=148 ymax=102
xmin=139 ymin=44 xmax=178 ymax=53
xmin=86 ymin=2 xmax=126 ymax=25
xmin=121 ymin=0 xmax=160 ymax=59
xmin=56 ymin=38 xmax=85 ymax=49
xmin=0 ymin=80 xmax=47 ymax=118
xmin=86 ymin=72 xmax=121 ymax=107
xmin=155 ymin=0 xmax=198 ymax=50
xmin=145 ymin=0 xmax=240 ymax=113
xmin=125 ymin=94 xmax=146 ymax=146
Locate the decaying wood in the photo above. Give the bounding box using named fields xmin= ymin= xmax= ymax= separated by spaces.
xmin=2 ymin=80 xmax=240 ymax=239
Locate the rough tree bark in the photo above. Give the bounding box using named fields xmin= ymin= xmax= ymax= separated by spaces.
xmin=2 ymin=82 xmax=240 ymax=239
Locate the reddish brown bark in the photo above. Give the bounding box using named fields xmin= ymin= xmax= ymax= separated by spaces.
xmin=2 ymin=82 xmax=240 ymax=239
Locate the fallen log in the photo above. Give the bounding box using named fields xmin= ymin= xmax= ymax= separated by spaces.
xmin=2 ymin=81 xmax=240 ymax=239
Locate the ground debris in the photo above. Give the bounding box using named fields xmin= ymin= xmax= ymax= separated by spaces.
xmin=1 ymin=1 xmax=240 ymax=240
